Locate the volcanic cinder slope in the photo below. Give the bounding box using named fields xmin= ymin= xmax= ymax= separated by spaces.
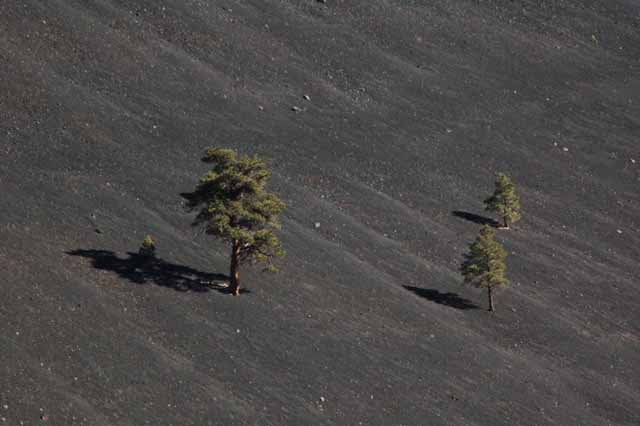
xmin=1 ymin=1 xmax=640 ymax=425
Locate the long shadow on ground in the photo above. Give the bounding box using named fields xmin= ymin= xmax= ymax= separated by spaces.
xmin=67 ymin=249 xmax=236 ymax=293
xmin=452 ymin=210 xmax=498 ymax=227
xmin=403 ymin=286 xmax=479 ymax=310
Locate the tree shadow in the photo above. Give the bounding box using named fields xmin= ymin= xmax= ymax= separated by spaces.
xmin=67 ymin=249 xmax=247 ymax=294
xmin=452 ymin=210 xmax=498 ymax=227
xmin=403 ymin=286 xmax=479 ymax=310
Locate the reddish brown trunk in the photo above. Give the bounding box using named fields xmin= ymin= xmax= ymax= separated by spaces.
xmin=488 ymin=286 xmax=495 ymax=312
xmin=229 ymin=240 xmax=241 ymax=296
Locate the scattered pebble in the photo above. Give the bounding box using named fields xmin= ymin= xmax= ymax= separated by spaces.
xmin=562 ymin=147 xmax=569 ymax=152
xmin=314 ymin=222 xmax=321 ymax=228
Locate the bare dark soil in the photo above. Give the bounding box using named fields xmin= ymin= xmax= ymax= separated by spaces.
xmin=1 ymin=1 xmax=639 ymax=425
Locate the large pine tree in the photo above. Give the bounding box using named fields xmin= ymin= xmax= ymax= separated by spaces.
xmin=460 ymin=225 xmax=508 ymax=312
xmin=484 ymin=173 xmax=521 ymax=229
xmin=182 ymin=148 xmax=286 ymax=295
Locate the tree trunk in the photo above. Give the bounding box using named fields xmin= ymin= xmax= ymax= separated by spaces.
xmin=229 ymin=240 xmax=241 ymax=296
xmin=502 ymin=215 xmax=509 ymax=229
xmin=487 ymin=286 xmax=495 ymax=312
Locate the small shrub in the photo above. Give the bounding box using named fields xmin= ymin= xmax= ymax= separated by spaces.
xmin=139 ymin=235 xmax=156 ymax=258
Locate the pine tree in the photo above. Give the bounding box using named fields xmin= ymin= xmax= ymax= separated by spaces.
xmin=460 ymin=225 xmax=508 ymax=312
xmin=182 ymin=148 xmax=286 ymax=295
xmin=484 ymin=173 xmax=521 ymax=229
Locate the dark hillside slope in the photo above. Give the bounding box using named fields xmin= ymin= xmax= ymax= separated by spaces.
xmin=1 ymin=1 xmax=639 ymax=425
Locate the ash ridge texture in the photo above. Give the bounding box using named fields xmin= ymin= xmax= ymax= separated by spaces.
xmin=1 ymin=1 xmax=639 ymax=425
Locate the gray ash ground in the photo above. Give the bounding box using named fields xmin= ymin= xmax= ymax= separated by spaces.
xmin=1 ymin=1 xmax=639 ymax=425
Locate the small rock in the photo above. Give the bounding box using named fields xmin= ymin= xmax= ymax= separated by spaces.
xmin=631 ymin=158 xmax=636 ymax=164
xmin=616 ymin=229 xmax=623 ymax=234
xmin=258 ymin=105 xmax=264 ymax=111
xmin=303 ymin=94 xmax=311 ymax=101
xmin=319 ymin=396 xmax=325 ymax=402
xmin=562 ymin=147 xmax=569 ymax=152
xmin=40 ymin=414 xmax=49 ymax=421
xmin=314 ymin=222 xmax=321 ymax=228
xmin=291 ymin=106 xmax=301 ymax=112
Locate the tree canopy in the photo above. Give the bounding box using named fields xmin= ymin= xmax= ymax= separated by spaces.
xmin=460 ymin=225 xmax=508 ymax=311
xmin=484 ymin=173 xmax=521 ymax=229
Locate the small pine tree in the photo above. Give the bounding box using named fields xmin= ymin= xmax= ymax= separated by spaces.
xmin=182 ymin=148 xmax=286 ymax=296
xmin=139 ymin=235 xmax=156 ymax=258
xmin=460 ymin=225 xmax=508 ymax=312
xmin=484 ymin=173 xmax=521 ymax=229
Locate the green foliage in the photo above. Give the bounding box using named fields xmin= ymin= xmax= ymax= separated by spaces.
xmin=183 ymin=148 xmax=286 ymax=272
xmin=484 ymin=173 xmax=521 ymax=228
xmin=139 ymin=235 xmax=156 ymax=258
xmin=460 ymin=225 xmax=508 ymax=290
